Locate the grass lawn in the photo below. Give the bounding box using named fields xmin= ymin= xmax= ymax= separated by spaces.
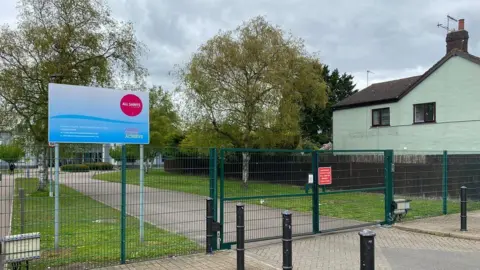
xmin=93 ymin=169 xmax=480 ymax=223
xmin=0 ymin=169 xmax=24 ymax=175
xmin=12 ymin=178 xmax=202 ymax=269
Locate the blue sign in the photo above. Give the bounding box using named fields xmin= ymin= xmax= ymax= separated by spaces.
xmin=48 ymin=83 xmax=149 ymax=144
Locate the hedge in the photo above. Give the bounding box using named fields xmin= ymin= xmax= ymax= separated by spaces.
xmin=85 ymin=162 xmax=114 ymax=171
xmin=61 ymin=164 xmax=89 ymax=172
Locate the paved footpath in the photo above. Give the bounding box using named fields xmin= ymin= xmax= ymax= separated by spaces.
xmin=246 ymin=226 xmax=480 ymax=270
xmin=98 ymin=250 xmax=277 ymax=270
xmin=61 ymin=172 xmax=366 ymax=245
xmin=101 ymin=226 xmax=480 ymax=270
xmin=61 ymin=172 xmax=209 ymax=244
xmin=395 ymin=210 xmax=480 ymax=241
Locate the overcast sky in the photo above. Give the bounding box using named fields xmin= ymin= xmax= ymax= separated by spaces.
xmin=2 ymin=0 xmax=480 ymax=91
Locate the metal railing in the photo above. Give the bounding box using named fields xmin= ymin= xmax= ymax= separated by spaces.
xmin=2 ymin=146 xmax=480 ymax=268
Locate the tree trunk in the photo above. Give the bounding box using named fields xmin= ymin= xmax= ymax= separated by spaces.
xmin=37 ymin=147 xmax=49 ymax=191
xmin=242 ymin=152 xmax=250 ymax=188
xmin=144 ymin=159 xmax=149 ymax=174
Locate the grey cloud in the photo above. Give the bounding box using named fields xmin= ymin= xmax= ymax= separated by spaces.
xmin=3 ymin=0 xmax=480 ymax=92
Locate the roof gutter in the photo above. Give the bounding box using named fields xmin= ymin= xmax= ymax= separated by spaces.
xmin=332 ymin=98 xmax=400 ymax=111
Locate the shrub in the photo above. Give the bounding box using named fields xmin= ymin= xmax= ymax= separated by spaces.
xmin=86 ymin=162 xmax=114 ymax=171
xmin=61 ymin=164 xmax=89 ymax=172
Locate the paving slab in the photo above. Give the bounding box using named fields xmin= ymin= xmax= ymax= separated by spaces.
xmin=99 ymin=227 xmax=480 ymax=270
xmin=394 ymin=210 xmax=480 ymax=241
xmin=98 ymin=250 xmax=278 ymax=270
xmin=245 ymin=227 xmax=480 ymax=270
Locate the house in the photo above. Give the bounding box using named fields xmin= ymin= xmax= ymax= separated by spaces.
xmin=332 ymin=19 xmax=480 ymax=151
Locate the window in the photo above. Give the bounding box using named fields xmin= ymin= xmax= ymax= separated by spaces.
xmin=372 ymin=108 xmax=390 ymax=126
xmin=414 ymin=102 xmax=436 ymax=123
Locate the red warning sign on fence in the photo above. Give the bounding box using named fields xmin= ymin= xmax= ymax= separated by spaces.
xmin=318 ymin=167 xmax=332 ymax=185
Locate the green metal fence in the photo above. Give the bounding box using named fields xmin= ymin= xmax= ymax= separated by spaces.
xmin=0 ymin=145 xmax=211 ymax=269
xmin=217 ymin=149 xmax=392 ymax=248
xmin=393 ymin=150 xmax=480 ymax=220
xmin=2 ymin=146 xmax=480 ymax=268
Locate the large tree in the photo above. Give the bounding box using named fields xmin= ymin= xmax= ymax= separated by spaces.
xmin=0 ymin=0 xmax=147 ymax=189
xmin=145 ymin=86 xmax=181 ymax=172
xmin=149 ymin=86 xmax=181 ymax=148
xmin=178 ymin=16 xmax=327 ymax=186
xmin=300 ymin=65 xmax=357 ymax=145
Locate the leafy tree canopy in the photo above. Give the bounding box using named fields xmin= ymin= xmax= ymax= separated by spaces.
xmin=0 ymin=0 xmax=147 ymax=189
xmin=0 ymin=0 xmax=147 ymax=145
xmin=177 ymin=16 xmax=328 ymax=150
xmin=149 ymin=86 xmax=182 ymax=149
xmin=0 ymin=142 xmax=25 ymax=164
xmin=300 ymin=65 xmax=357 ymax=145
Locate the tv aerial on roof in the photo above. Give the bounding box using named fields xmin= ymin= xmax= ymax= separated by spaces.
xmin=437 ymin=15 xmax=458 ymax=32
xmin=366 ymin=70 xmax=374 ymax=86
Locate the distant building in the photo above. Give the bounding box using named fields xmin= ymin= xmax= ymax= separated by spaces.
xmin=0 ymin=132 xmax=163 ymax=167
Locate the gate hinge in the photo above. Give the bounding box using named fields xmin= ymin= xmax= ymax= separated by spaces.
xmin=391 ymin=163 xmax=395 ymax=172
xmin=212 ymin=221 xmax=222 ymax=232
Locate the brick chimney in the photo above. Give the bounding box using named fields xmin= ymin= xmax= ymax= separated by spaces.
xmin=446 ymin=19 xmax=469 ymax=54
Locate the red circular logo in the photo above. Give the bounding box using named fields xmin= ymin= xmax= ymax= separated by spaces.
xmin=120 ymin=94 xmax=143 ymax=117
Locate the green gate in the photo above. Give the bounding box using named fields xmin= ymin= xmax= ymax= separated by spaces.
xmin=217 ymin=148 xmax=393 ymax=248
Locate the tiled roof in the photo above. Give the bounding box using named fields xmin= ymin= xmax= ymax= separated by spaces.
xmin=334 ymin=49 xmax=480 ymax=110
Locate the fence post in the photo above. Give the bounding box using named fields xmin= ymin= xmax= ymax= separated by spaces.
xmin=311 ymin=151 xmax=319 ymax=234
xmin=209 ymin=149 xmax=218 ymax=218
xmin=120 ymin=145 xmax=127 ymax=264
xmin=206 ymin=198 xmax=214 ymax=254
xmin=383 ymin=150 xmax=394 ymax=225
xmin=219 ymin=149 xmax=225 ymax=248
xmin=236 ymin=203 xmax=245 ymax=270
xmin=19 ymin=188 xmax=25 ymax=234
xmin=442 ymin=151 xmax=448 ymax=215
xmin=282 ymin=210 xmax=292 ymax=270
xmin=460 ymin=186 xmax=467 ymax=231
xmin=359 ymin=229 xmax=376 ymax=270
xmin=209 ymin=148 xmax=215 ymax=199
xmin=210 ymin=148 xmax=218 ymax=249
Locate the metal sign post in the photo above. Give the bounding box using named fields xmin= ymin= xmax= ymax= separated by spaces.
xmin=139 ymin=144 xmax=145 ymax=242
xmin=54 ymin=144 xmax=60 ymax=250
xmin=49 ymin=144 xmax=54 ymax=197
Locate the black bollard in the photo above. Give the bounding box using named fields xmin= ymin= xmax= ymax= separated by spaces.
xmin=461 ymin=186 xmax=467 ymax=231
xmin=282 ymin=211 xmax=292 ymax=270
xmin=236 ymin=203 xmax=245 ymax=270
xmin=206 ymin=197 xmax=214 ymax=254
xmin=359 ymin=229 xmax=376 ymax=270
